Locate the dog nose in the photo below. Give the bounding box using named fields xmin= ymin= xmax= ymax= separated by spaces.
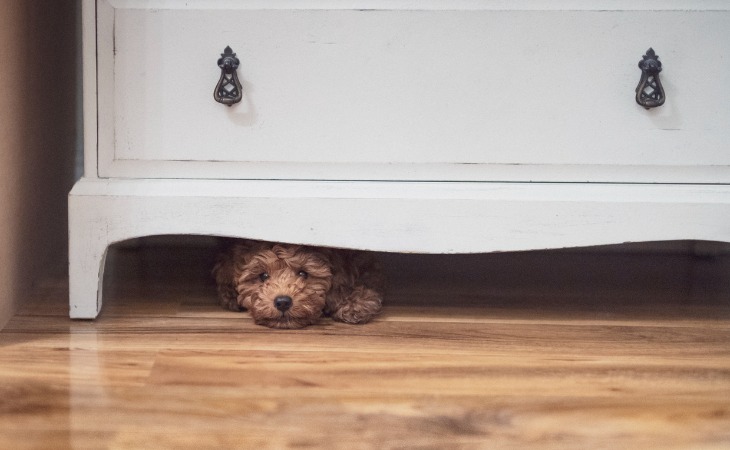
xmin=274 ymin=295 xmax=293 ymax=312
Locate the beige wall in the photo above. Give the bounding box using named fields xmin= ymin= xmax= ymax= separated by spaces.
xmin=0 ymin=1 xmax=78 ymax=328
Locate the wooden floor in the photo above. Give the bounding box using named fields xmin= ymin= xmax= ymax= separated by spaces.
xmin=1 ymin=242 xmax=729 ymax=449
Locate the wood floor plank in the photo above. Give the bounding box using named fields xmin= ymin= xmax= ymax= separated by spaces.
xmin=1 ymin=246 xmax=729 ymax=448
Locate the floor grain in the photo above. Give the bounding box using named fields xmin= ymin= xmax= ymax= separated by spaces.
xmin=1 ymin=243 xmax=729 ymax=449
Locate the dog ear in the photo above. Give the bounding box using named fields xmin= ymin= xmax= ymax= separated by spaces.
xmin=236 ymin=291 xmax=253 ymax=311
xmin=213 ymin=244 xmax=245 ymax=311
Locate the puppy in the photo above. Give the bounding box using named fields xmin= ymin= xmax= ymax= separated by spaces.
xmin=213 ymin=239 xmax=385 ymax=329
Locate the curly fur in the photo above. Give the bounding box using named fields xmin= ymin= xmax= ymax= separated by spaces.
xmin=213 ymin=240 xmax=385 ymax=329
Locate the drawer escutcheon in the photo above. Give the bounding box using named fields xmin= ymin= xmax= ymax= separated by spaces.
xmin=214 ymin=46 xmax=243 ymax=106
xmin=635 ymin=48 xmax=666 ymax=109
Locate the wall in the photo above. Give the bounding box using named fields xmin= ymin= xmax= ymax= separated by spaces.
xmin=0 ymin=1 xmax=78 ymax=328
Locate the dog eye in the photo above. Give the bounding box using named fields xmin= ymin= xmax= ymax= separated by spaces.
xmin=258 ymin=273 xmax=270 ymax=282
xmin=297 ymin=270 xmax=308 ymax=279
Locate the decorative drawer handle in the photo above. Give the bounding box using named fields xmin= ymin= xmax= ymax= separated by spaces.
xmin=635 ymin=48 xmax=665 ymax=109
xmin=214 ymin=46 xmax=243 ymax=106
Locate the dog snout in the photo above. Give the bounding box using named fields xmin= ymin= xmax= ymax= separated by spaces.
xmin=274 ymin=295 xmax=293 ymax=312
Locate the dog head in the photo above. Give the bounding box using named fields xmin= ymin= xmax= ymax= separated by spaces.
xmin=234 ymin=242 xmax=333 ymax=329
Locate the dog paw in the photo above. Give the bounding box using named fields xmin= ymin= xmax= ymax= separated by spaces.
xmin=328 ymin=287 xmax=382 ymax=324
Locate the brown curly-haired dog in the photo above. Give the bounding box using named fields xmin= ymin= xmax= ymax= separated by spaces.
xmin=213 ymin=239 xmax=385 ymax=329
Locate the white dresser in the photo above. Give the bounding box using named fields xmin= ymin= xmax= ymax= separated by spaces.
xmin=69 ymin=0 xmax=730 ymax=318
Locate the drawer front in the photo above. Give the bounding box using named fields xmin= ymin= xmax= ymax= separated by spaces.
xmin=96 ymin=1 xmax=730 ymax=182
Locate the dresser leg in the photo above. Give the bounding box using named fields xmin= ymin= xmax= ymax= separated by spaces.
xmin=68 ymin=195 xmax=109 ymax=319
xmin=68 ymin=242 xmax=108 ymax=319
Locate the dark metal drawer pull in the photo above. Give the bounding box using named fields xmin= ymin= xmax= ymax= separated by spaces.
xmin=214 ymin=46 xmax=243 ymax=106
xmin=636 ymin=48 xmax=665 ymax=109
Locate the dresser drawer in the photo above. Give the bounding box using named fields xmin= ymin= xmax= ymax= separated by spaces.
xmin=96 ymin=1 xmax=730 ymax=182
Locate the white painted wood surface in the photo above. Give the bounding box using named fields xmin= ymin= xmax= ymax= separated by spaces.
xmin=68 ymin=178 xmax=730 ymax=318
xmin=106 ymin=0 xmax=730 ymax=11
xmin=81 ymin=0 xmax=98 ymax=179
xmin=99 ymin=1 xmax=730 ymax=182
xmin=70 ymin=0 xmax=730 ymax=318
